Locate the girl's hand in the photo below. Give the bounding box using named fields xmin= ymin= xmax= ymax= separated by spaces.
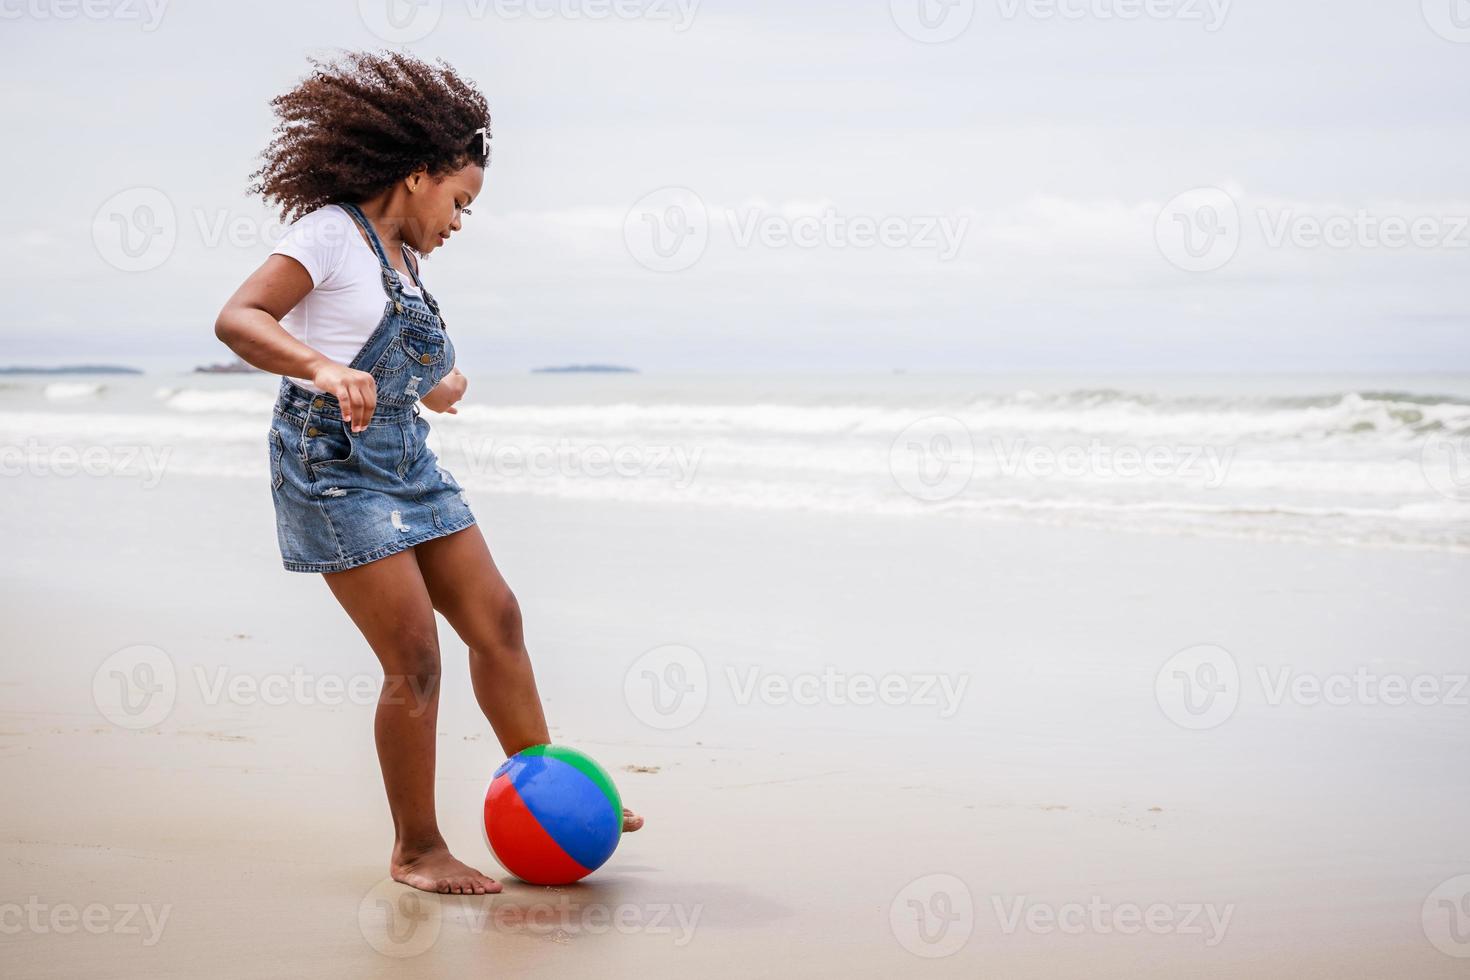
xmin=311 ymin=360 xmax=377 ymax=432
xmin=421 ymin=366 xmax=468 ymax=414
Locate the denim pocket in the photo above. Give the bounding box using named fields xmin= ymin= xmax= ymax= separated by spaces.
xmin=398 ymin=326 xmax=446 ymax=368
xmin=303 ymin=416 xmax=356 ymax=470
xmin=268 ymin=426 xmax=285 ymax=490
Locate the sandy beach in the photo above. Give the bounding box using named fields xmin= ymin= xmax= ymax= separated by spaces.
xmin=3 ymin=376 xmax=1468 ymax=977
xmin=6 ymin=0 xmax=1468 ymax=972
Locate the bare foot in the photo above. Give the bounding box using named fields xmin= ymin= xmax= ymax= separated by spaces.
xmin=622 ymin=807 xmax=644 ymax=832
xmin=391 ymin=840 xmax=502 ymax=895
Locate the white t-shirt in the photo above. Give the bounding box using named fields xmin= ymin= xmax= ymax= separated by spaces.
xmin=270 ymin=204 xmax=424 ymax=395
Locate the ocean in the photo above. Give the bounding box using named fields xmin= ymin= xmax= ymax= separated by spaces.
xmin=4 ymin=371 xmax=1468 ymax=553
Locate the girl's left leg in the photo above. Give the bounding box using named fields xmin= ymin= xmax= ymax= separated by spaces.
xmin=413 ymin=524 xmax=644 ymax=832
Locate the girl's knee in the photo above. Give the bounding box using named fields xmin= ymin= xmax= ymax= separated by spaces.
xmin=493 ymin=589 xmax=524 ymax=647
xmin=383 ymin=640 xmax=442 ymax=707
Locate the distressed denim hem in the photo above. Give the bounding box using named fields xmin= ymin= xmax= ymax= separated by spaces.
xmin=280 ymin=515 xmax=478 ymax=574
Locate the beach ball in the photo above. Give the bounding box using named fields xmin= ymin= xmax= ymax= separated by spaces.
xmin=482 ymin=744 xmax=623 ymax=885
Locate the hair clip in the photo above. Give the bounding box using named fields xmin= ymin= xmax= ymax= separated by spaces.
xmin=474 ymin=126 xmax=490 ymax=160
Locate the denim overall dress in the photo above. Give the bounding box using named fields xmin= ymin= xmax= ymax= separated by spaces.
xmin=266 ymin=201 xmax=475 ymax=573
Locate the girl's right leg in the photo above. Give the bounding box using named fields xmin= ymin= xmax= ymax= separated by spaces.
xmin=322 ymin=549 xmax=500 ymax=895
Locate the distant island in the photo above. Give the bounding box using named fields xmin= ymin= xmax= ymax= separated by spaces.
xmin=0 ymin=364 xmax=142 ymax=375
xmin=531 ymin=364 xmax=639 ymax=374
xmin=194 ymin=357 xmax=263 ymax=374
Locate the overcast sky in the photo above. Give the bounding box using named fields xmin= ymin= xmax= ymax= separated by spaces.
xmin=3 ymin=0 xmax=1468 ymax=373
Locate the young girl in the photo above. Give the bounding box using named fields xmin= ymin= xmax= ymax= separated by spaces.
xmin=213 ymin=50 xmax=642 ymax=896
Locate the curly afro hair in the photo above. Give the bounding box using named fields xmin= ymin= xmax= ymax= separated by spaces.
xmin=249 ymin=50 xmax=490 ymax=224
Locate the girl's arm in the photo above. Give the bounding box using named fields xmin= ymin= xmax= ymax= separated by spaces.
xmin=420 ymin=366 xmax=467 ymax=414
xmin=214 ymin=255 xmax=379 ymax=431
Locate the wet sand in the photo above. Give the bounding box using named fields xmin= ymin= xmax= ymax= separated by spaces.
xmin=2 ymin=471 xmax=1468 ymax=977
